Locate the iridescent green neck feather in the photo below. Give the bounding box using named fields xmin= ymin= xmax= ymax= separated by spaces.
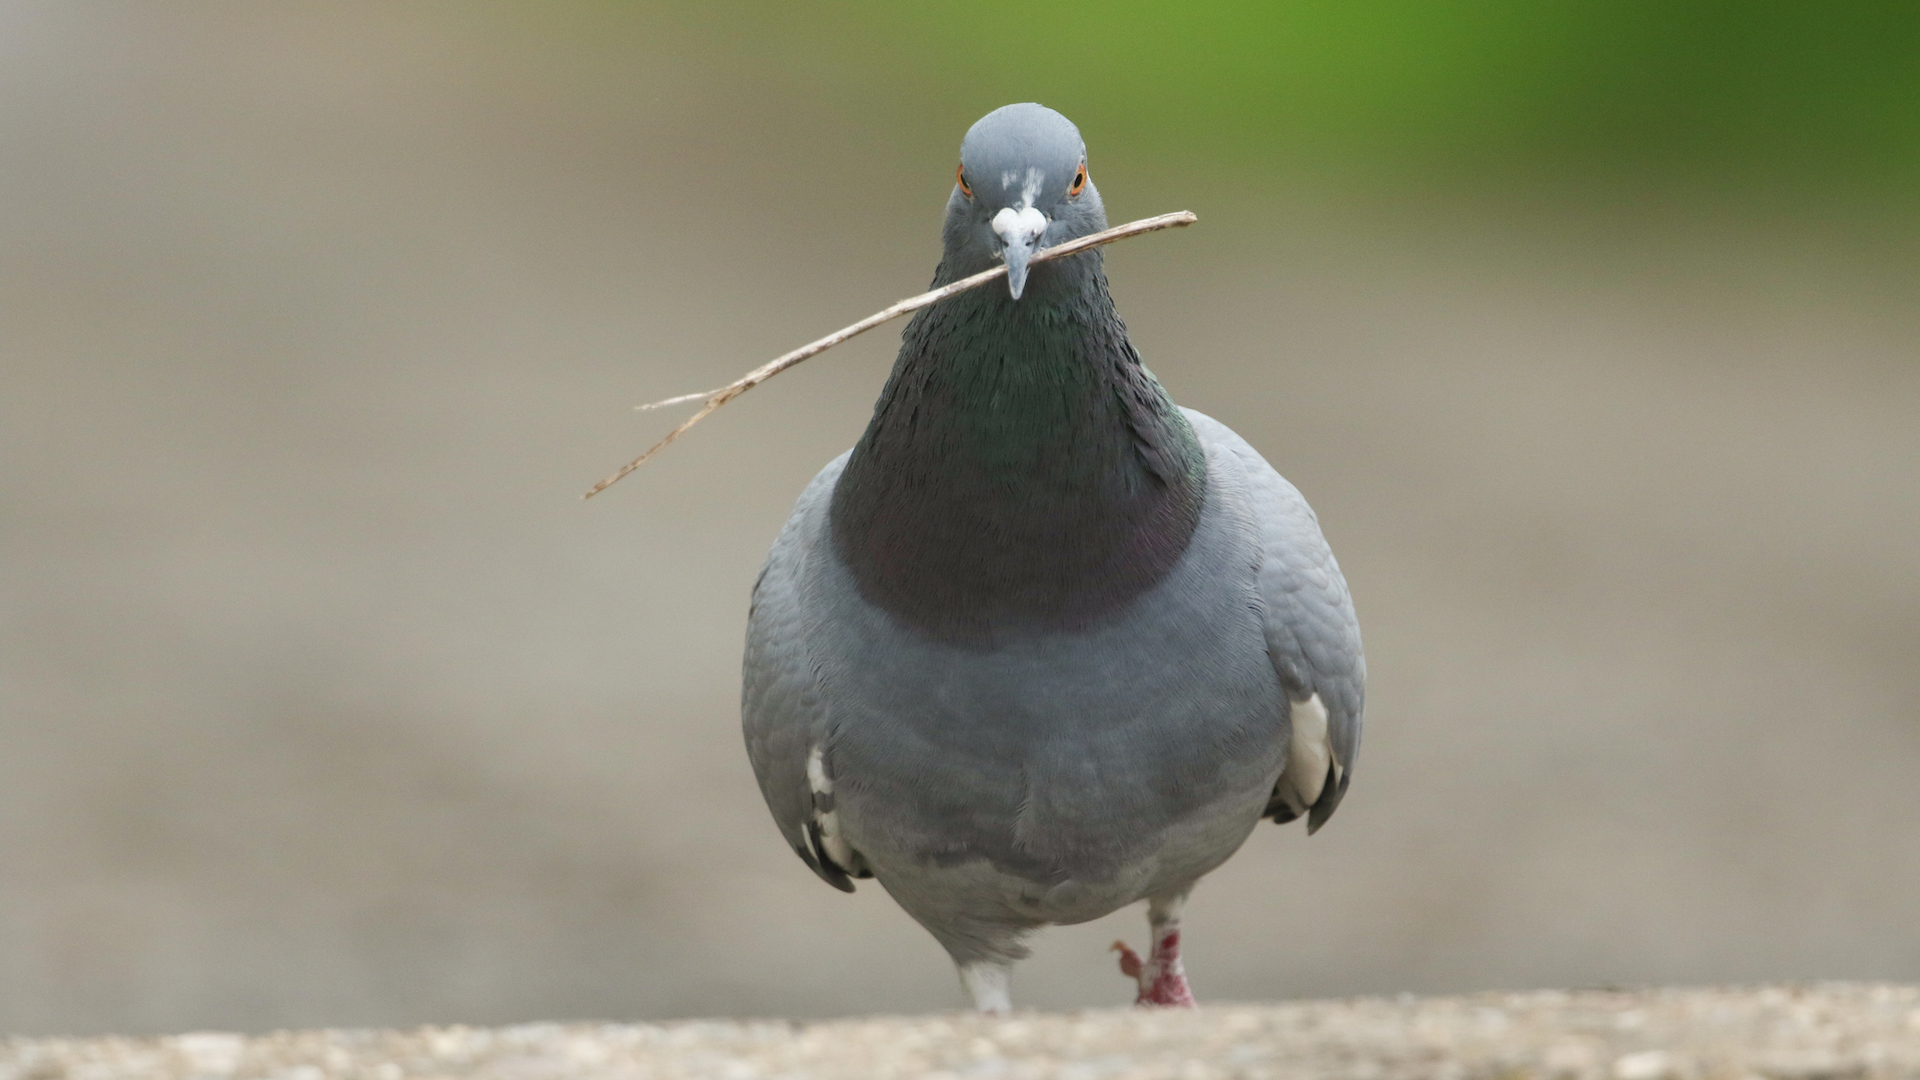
xmin=829 ymin=252 xmax=1206 ymax=646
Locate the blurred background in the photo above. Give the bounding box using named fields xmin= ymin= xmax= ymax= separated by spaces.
xmin=2 ymin=0 xmax=1917 ymax=1036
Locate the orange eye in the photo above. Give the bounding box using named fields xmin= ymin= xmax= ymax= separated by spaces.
xmin=1069 ymin=164 xmax=1087 ymax=197
xmin=956 ymin=164 xmax=973 ymax=198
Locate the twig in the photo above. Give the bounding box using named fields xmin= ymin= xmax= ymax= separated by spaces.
xmin=582 ymin=210 xmax=1198 ymax=499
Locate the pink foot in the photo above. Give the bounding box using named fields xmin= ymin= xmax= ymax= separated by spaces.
xmin=1110 ymin=929 xmax=1197 ymax=1008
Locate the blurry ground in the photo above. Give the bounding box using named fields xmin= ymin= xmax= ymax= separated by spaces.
xmin=2 ymin=3 xmax=1918 ymax=1036
xmin=4 ymin=986 xmax=1919 ymax=1080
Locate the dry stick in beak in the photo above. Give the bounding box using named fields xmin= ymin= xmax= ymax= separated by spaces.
xmin=583 ymin=210 xmax=1198 ymax=499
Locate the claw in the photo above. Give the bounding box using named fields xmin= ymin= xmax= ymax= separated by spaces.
xmin=1111 ymin=932 xmax=1196 ymax=1008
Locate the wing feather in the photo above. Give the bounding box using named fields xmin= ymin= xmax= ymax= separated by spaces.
xmin=1184 ymin=410 xmax=1366 ymax=833
xmin=741 ymin=453 xmax=866 ymax=891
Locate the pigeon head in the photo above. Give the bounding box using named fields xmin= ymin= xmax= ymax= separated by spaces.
xmin=948 ymin=103 xmax=1108 ymax=300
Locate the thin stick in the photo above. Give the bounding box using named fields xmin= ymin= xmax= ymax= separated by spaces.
xmin=583 ymin=210 xmax=1198 ymax=499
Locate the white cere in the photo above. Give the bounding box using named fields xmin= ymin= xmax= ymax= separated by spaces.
xmin=991 ymin=205 xmax=1048 ymax=249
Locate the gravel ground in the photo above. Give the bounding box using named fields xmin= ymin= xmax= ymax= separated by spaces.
xmin=4 ymin=985 xmax=1916 ymax=1080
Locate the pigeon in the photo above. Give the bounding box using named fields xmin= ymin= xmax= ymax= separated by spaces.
xmin=742 ymin=103 xmax=1364 ymax=1013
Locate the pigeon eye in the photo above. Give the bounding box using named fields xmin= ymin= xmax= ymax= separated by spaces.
xmin=1069 ymin=164 xmax=1087 ymax=197
xmin=956 ymin=165 xmax=973 ymax=198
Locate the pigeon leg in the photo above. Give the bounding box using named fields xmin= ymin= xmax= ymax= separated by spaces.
xmin=957 ymin=960 xmax=1013 ymax=1015
xmin=1111 ymin=891 xmax=1197 ymax=1007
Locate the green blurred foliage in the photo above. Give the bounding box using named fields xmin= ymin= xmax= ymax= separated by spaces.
xmin=633 ymin=0 xmax=1919 ymax=210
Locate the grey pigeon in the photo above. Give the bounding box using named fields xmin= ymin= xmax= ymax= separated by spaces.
xmin=742 ymin=103 xmax=1364 ymax=1013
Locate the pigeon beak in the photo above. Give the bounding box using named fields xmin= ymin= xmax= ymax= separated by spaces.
xmin=1002 ymin=241 xmax=1034 ymax=300
xmin=991 ymin=206 xmax=1049 ymax=300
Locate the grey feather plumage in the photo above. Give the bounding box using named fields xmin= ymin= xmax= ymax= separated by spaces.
xmin=744 ymin=410 xmax=1362 ymax=959
xmin=739 ymin=103 xmax=1363 ymax=1006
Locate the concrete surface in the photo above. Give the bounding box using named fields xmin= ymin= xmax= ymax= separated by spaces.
xmin=5 ymin=986 xmax=1918 ymax=1080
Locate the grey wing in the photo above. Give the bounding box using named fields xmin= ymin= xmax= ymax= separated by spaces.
xmin=741 ymin=452 xmax=869 ymax=892
xmin=1185 ymin=409 xmax=1366 ymax=833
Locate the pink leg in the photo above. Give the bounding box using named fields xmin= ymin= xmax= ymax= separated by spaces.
xmin=1111 ymin=894 xmax=1196 ymax=1007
